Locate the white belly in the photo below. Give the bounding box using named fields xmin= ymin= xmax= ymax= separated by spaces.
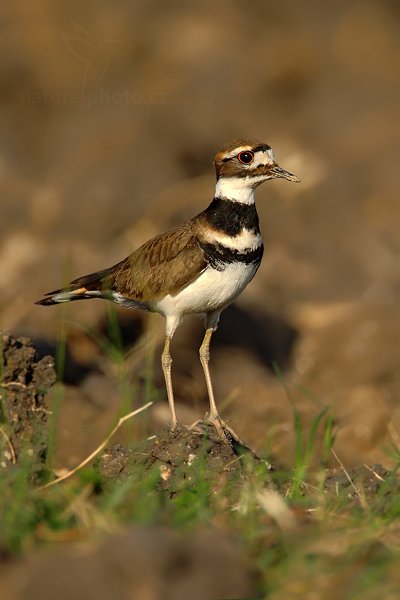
xmin=156 ymin=262 xmax=257 ymax=325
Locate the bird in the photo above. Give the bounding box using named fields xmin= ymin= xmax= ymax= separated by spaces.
xmin=36 ymin=139 xmax=299 ymax=439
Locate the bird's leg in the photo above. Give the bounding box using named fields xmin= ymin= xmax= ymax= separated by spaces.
xmin=199 ymin=328 xmax=219 ymax=421
xmin=199 ymin=315 xmax=239 ymax=444
xmin=161 ymin=335 xmax=178 ymax=429
xmin=199 ymin=326 xmax=231 ymax=442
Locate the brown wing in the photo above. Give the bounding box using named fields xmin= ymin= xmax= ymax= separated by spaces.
xmin=110 ymin=222 xmax=207 ymax=302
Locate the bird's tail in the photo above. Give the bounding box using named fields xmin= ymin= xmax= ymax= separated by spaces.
xmin=36 ymin=268 xmax=113 ymax=306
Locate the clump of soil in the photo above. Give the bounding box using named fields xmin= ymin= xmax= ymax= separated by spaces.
xmin=100 ymin=426 xmax=400 ymax=514
xmin=324 ymin=463 xmax=400 ymax=510
xmin=0 ymin=335 xmax=56 ymax=469
xmin=100 ymin=443 xmax=135 ymax=480
xmin=100 ymin=425 xmax=273 ymax=494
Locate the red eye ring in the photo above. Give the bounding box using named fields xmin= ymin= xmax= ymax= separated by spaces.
xmin=237 ymin=151 xmax=254 ymax=164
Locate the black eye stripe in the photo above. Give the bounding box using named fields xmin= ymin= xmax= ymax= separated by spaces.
xmin=237 ymin=151 xmax=254 ymax=164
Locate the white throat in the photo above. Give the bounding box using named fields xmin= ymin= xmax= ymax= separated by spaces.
xmin=215 ymin=177 xmax=257 ymax=204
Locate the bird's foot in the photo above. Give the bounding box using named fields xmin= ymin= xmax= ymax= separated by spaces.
xmin=168 ymin=421 xmax=186 ymax=437
xmin=205 ymin=414 xmax=274 ymax=468
xmin=206 ymin=414 xmax=237 ymax=445
xmin=190 ymin=413 xmax=240 ymax=445
xmin=188 ymin=415 xmax=274 ymax=469
xmin=189 ymin=416 xmax=231 ymax=443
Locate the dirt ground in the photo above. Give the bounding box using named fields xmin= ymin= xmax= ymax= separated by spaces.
xmin=0 ymin=335 xmax=55 ymax=473
xmin=0 ymin=524 xmax=257 ymax=600
xmin=1 ymin=336 xmax=399 ymax=599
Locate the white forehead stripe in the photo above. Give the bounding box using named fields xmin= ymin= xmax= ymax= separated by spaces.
xmin=224 ymin=145 xmax=253 ymax=159
xmin=253 ymin=148 xmax=275 ymax=167
xmin=224 ymin=146 xmax=275 ymax=166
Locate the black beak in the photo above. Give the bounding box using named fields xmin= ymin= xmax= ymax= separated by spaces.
xmin=270 ymin=163 xmax=300 ymax=183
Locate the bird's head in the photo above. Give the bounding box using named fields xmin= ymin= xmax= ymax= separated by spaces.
xmin=214 ymin=139 xmax=299 ymax=203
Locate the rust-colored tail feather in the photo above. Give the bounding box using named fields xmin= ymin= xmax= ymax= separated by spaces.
xmin=35 ymin=267 xmax=113 ymax=306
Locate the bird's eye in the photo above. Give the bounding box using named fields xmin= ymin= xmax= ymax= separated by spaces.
xmin=237 ymin=151 xmax=254 ymax=164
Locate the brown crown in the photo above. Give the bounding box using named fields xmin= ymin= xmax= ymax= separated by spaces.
xmin=214 ymin=139 xmax=272 ymax=179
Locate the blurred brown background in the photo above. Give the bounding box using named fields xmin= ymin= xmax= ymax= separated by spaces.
xmin=1 ymin=0 xmax=400 ymax=468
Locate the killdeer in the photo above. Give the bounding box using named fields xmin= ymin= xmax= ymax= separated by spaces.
xmin=36 ymin=139 xmax=299 ymax=437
